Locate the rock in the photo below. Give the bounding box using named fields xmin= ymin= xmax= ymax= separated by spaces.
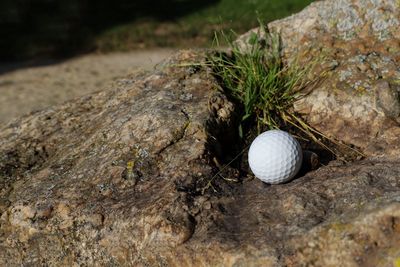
xmin=289 ymin=203 xmax=400 ymax=266
xmin=0 ymin=50 xmax=238 ymax=266
xmin=2 ymin=1 xmax=400 ymax=266
xmin=239 ymin=0 xmax=400 ymax=157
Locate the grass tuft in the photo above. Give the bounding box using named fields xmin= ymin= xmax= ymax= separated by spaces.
xmin=211 ymin=24 xmax=303 ymax=136
xmin=208 ymin=20 xmax=363 ymax=159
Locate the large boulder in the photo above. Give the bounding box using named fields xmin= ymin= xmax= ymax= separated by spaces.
xmin=0 ymin=51 xmax=240 ymax=266
xmin=1 ymin=1 xmax=400 ymax=266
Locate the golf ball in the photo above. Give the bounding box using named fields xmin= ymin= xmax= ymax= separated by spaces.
xmin=248 ymin=130 xmax=303 ymax=184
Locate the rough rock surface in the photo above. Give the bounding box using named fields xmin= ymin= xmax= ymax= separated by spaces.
xmin=0 ymin=50 xmax=238 ymax=266
xmin=1 ymin=1 xmax=400 ymax=267
xmin=240 ymin=0 xmax=400 ymax=157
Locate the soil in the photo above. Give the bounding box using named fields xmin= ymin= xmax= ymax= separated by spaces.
xmin=0 ymin=48 xmax=176 ymax=126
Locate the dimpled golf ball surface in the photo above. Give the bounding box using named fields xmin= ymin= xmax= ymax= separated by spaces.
xmin=248 ymin=130 xmax=303 ymax=184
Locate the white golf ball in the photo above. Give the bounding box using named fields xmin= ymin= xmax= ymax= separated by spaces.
xmin=248 ymin=130 xmax=303 ymax=184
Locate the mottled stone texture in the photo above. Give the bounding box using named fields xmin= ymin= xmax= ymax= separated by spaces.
xmin=0 ymin=51 xmax=239 ymax=266
xmin=2 ymin=0 xmax=400 ymax=266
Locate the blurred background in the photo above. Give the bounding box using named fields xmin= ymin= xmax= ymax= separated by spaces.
xmin=0 ymin=0 xmax=313 ymax=124
xmin=0 ymin=0 xmax=314 ymax=60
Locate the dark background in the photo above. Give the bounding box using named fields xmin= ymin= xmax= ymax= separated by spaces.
xmin=0 ymin=0 xmax=313 ymax=61
xmin=0 ymin=0 xmax=218 ymax=60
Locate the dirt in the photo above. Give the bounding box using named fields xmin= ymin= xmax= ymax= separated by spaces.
xmin=0 ymin=48 xmax=176 ymax=126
